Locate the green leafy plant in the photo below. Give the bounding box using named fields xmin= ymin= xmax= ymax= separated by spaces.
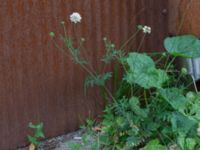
xmin=68 ymin=143 xmax=81 ymax=150
xmin=27 ymin=122 xmax=45 ymax=146
xmin=50 ymin=12 xmax=200 ymax=150
xmin=142 ymin=139 xmax=167 ymax=150
xmin=164 ymin=35 xmax=200 ymax=58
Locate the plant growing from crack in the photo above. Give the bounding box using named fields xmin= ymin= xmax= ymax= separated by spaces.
xmin=27 ymin=122 xmax=45 ymax=150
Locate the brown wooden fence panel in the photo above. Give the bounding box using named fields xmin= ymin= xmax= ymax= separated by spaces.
xmin=0 ymin=0 xmax=169 ymax=149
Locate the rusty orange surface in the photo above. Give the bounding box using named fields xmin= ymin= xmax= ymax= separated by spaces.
xmin=0 ymin=0 xmax=168 ymax=149
xmin=175 ymin=0 xmax=200 ymax=35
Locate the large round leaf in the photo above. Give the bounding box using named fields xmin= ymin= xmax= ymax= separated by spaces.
xmin=164 ymin=35 xmax=200 ymax=58
xmin=125 ymin=53 xmax=168 ymax=89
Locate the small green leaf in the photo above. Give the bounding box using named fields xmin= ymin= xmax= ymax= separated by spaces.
xmin=143 ymin=139 xmax=167 ymax=150
xmin=170 ymin=112 xmax=197 ymax=135
xmin=129 ymin=97 xmax=148 ymax=118
xmin=28 ymin=122 xmax=45 ymax=144
xmin=159 ymin=88 xmax=187 ymax=112
xmin=28 ymin=122 xmax=36 ymax=129
xmin=99 ymin=134 xmax=110 ymax=145
xmin=35 ymin=129 xmax=45 ymax=138
xmin=185 ymin=138 xmax=197 ymax=150
xmin=28 ymin=122 xmax=43 ymax=129
xmin=60 ymin=35 xmax=88 ymax=65
xmin=142 ymin=139 xmax=167 ymax=150
xmin=84 ymin=72 xmax=112 ymax=88
xmin=164 ymin=35 xmax=200 ymax=58
xmin=126 ymin=136 xmax=143 ymax=149
xmin=177 ymin=134 xmax=197 ymax=150
xmin=68 ymin=143 xmax=81 ymax=150
xmin=27 ymin=135 xmax=38 ymax=145
xmin=129 ymin=97 xmax=140 ymax=110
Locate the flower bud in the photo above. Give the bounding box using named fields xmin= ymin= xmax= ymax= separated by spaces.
xmin=162 ymin=52 xmax=167 ymax=57
xmin=111 ymin=44 xmax=115 ymax=48
xmin=181 ymin=67 xmax=187 ymax=75
xmin=81 ymin=38 xmax=85 ymax=42
xmin=49 ymin=32 xmax=55 ymax=38
xmin=60 ymin=21 xmax=65 ymax=25
xmin=186 ymin=91 xmax=196 ymax=101
xmin=103 ymin=37 xmax=107 ymax=41
xmin=137 ymin=25 xmax=143 ymax=30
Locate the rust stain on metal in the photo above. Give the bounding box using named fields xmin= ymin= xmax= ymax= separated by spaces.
xmin=0 ymin=0 xmax=169 ymax=149
xmin=176 ymin=0 xmax=200 ymax=36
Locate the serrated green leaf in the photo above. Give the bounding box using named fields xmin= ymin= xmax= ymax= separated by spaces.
xmin=129 ymin=97 xmax=140 ymax=110
xmin=125 ymin=53 xmax=168 ymax=89
xmin=142 ymin=139 xmax=166 ymax=150
xmin=35 ymin=129 xmax=45 ymax=138
xmin=28 ymin=122 xmax=43 ymax=129
xmin=171 ymin=112 xmax=197 ymax=135
xmin=126 ymin=136 xmax=144 ymax=149
xmin=129 ymin=97 xmax=148 ymax=118
xmin=61 ymin=35 xmax=88 ymax=65
xmin=99 ymin=134 xmax=110 ymax=145
xmin=84 ymin=72 xmax=112 ymax=88
xmin=159 ymin=88 xmax=187 ymax=112
xmin=185 ymin=138 xmax=197 ymax=150
xmin=164 ymin=35 xmax=200 ymax=58
xmin=101 ymin=50 xmax=117 ymax=63
xmin=28 ymin=122 xmax=36 ymax=129
xmin=28 ymin=122 xmax=45 ymax=144
xmin=27 ymin=135 xmax=38 ymax=145
xmin=177 ymin=134 xmax=197 ymax=150
xmin=68 ymin=143 xmax=81 ymax=150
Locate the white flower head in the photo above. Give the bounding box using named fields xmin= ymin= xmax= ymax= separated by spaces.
xmin=70 ymin=12 xmax=82 ymax=24
xmin=142 ymin=25 xmax=151 ymax=34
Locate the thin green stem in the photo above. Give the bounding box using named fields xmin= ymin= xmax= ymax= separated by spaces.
xmin=155 ymin=55 xmax=165 ymax=64
xmin=120 ymin=29 xmax=139 ymax=50
xmin=137 ymin=34 xmax=146 ymax=52
xmin=104 ymin=86 xmax=116 ymax=103
xmin=177 ymin=0 xmax=193 ymax=34
xmin=131 ymin=85 xmax=133 ymax=97
xmin=61 ymin=23 xmax=68 ymax=37
xmin=175 ymin=73 xmax=182 ymax=87
xmin=144 ymin=90 xmax=148 ymax=106
xmin=165 ymin=56 xmax=176 ymax=72
xmin=79 ymin=62 xmax=116 ymax=102
xmin=52 ymin=39 xmax=70 ymax=57
xmin=184 ymin=81 xmax=195 ymax=90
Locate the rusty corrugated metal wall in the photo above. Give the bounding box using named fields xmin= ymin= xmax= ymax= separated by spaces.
xmin=0 ymin=0 xmax=169 ymax=149
xmin=177 ymin=0 xmax=200 ymax=35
